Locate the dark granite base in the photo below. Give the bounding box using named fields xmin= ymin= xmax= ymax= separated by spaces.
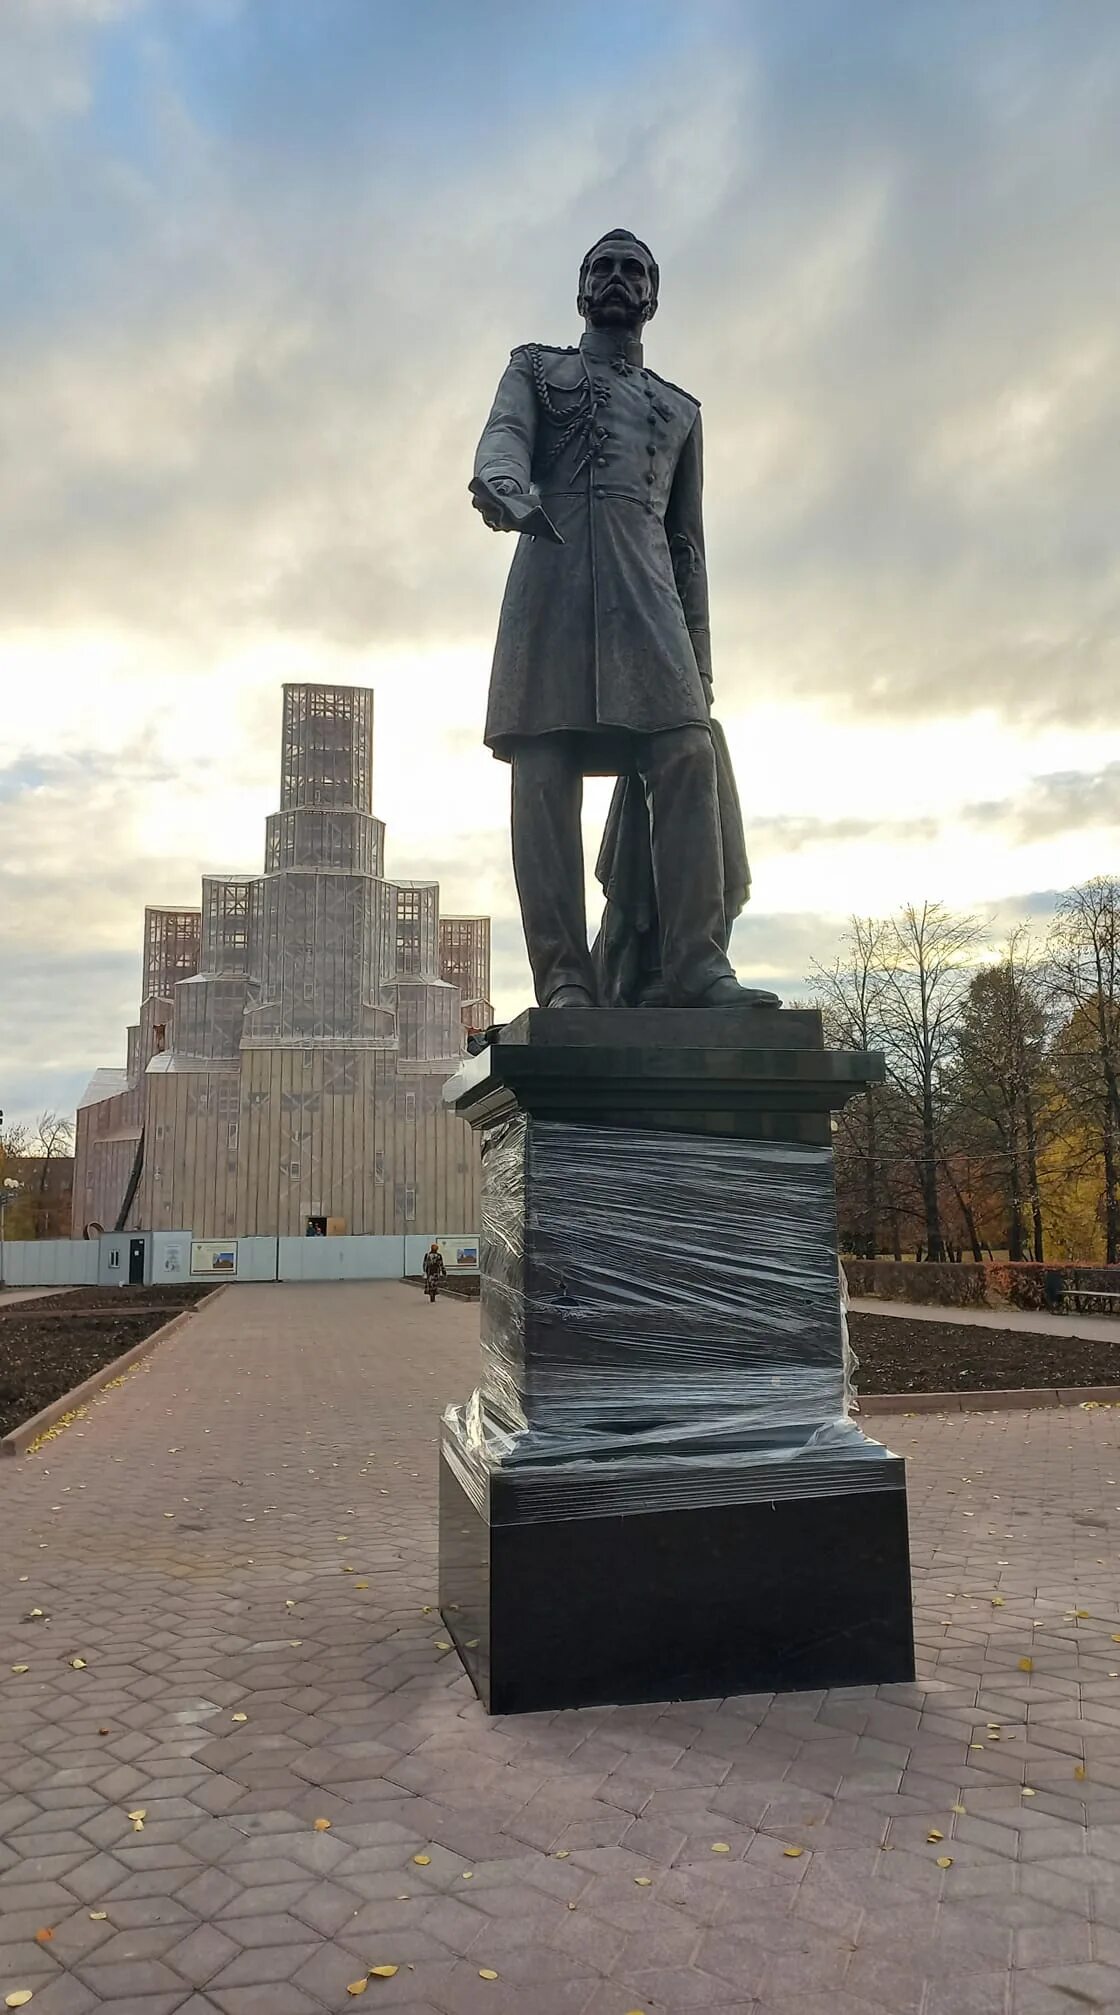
xmin=439 ymin=1448 xmax=915 ymax=1714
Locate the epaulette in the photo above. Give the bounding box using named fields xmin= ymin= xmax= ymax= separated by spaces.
xmin=510 ymin=341 xmax=578 ymax=360
xmin=644 ymin=364 xmax=700 ymax=407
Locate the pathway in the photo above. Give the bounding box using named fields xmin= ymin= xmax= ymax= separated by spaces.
xmin=2 ymin=1281 xmax=1120 ymax=2014
xmin=0 ymin=1287 xmax=75 ymax=1307
xmin=850 ymin=1295 xmax=1120 ymax=1343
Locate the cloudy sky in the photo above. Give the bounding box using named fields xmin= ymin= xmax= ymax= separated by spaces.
xmin=3 ymin=0 xmax=1120 ymax=1124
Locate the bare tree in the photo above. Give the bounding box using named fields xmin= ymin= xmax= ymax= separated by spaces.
xmin=33 ymin=1111 xmax=75 ymax=1238
xmin=813 ymin=918 xmax=891 ymax=1258
xmin=1048 ymin=878 xmax=1120 ymax=1262
xmin=878 ymin=902 xmax=986 ymax=1263
xmin=953 ymin=929 xmax=1054 ymax=1260
xmin=0 ymin=1120 xmax=31 ymax=1178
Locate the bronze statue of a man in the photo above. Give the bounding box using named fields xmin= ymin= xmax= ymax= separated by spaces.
xmin=472 ymin=228 xmax=778 ymax=1011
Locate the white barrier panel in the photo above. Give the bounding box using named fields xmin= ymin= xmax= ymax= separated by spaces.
xmin=277 ymin=1235 xmax=406 ymax=1281
xmin=0 ymin=1238 xmax=100 ymax=1287
xmin=236 ymin=1238 xmax=280 ymax=1282
xmin=150 ymin=1231 xmax=192 ymax=1283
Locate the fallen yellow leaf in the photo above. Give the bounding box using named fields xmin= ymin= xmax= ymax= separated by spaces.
xmin=478 ymin=1970 xmax=499 ymax=1982
xmin=991 ymin=1597 xmax=1004 ymax=1607
xmin=435 ymin=1641 xmax=452 ymax=1652
xmin=783 ymin=1846 xmax=804 ymax=1858
xmin=634 ymin=1875 xmax=652 ymax=1886
xmin=1019 ymin=1658 xmax=1034 ymax=1672
xmin=5 ymin=1995 xmax=34 ymax=2009
xmin=69 ymin=1658 xmax=86 ymax=1670
xmin=461 ymin=1871 xmax=473 ymax=1880
xmin=1022 ymin=1788 xmax=1036 ymax=1798
xmin=368 ymin=1966 xmax=399 ymax=1979
xmin=927 ymin=1830 xmax=944 ymax=1842
xmin=89 ymin=1912 xmax=108 ymax=1922
xmin=710 ymin=1842 xmax=730 ymax=1854
xmin=33 ymin=1930 xmax=52 ymax=1944
xmin=355 ymin=1582 xmax=369 ymax=1590
xmin=1075 ymin=1765 xmax=1087 ymax=1780
xmin=936 ymin=1856 xmax=953 ymax=1869
xmin=346 ymin=1983 xmax=368 ymax=1997
xmin=231 ymin=1712 xmax=248 ymax=1723
xmin=127 ymin=1809 xmax=147 ymax=1822
xmin=10 ymin=1666 xmax=28 ymax=1675
xmin=412 ymin=1854 xmax=431 ymax=1866
xmin=951 ymin=1803 xmax=967 ymax=1816
xmin=313 ymin=1817 xmax=332 ymax=1832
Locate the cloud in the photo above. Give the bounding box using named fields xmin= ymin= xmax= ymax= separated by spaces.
xmin=0 ymin=945 xmax=138 ymax=1123
xmin=4 ymin=0 xmax=1120 ymax=1120
xmin=966 ymin=763 xmax=1120 ymax=843
xmin=2 ymin=1 xmax=1119 ymax=724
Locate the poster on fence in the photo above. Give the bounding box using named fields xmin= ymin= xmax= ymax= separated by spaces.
xmin=191 ymin=1240 xmax=238 ymax=1277
xmin=438 ymin=1239 xmax=479 ymax=1271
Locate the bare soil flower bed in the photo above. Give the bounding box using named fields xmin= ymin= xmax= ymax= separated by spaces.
xmin=0 ymin=1290 xmax=210 ymax=1437
xmin=850 ymin=1309 xmax=1120 ymax=1394
xmin=6 ymin=1285 xmax=214 ymax=1313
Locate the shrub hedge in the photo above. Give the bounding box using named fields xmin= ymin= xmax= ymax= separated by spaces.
xmin=843 ymin=1259 xmax=1120 ymax=1316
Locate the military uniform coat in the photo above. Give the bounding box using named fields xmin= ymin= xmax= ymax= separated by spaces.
xmin=474 ymin=330 xmax=713 ymax=764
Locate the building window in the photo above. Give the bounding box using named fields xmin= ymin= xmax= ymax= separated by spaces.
xmin=227 ymin=1123 xmax=239 ymax=1147
xmin=404 ymin=1091 xmax=416 ymax=1121
xmin=403 ymin=1186 xmax=416 ymax=1221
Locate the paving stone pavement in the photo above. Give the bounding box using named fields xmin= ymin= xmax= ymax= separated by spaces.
xmin=2 ymin=1280 xmax=1120 ymax=2015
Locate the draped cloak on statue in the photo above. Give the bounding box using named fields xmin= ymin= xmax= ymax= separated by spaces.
xmin=591 ymin=717 xmax=751 ymax=1008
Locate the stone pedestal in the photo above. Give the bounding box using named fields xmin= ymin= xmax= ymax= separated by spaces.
xmin=439 ymin=1005 xmax=914 ymax=1714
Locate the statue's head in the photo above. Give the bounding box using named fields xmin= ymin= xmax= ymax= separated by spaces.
xmin=577 ymin=229 xmax=659 ymax=331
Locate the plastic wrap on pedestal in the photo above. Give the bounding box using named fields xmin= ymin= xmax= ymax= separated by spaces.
xmin=444 ymin=1113 xmax=892 ymax=1524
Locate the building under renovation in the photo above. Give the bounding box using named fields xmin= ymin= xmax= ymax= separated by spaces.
xmin=73 ymin=684 xmax=491 ymax=1260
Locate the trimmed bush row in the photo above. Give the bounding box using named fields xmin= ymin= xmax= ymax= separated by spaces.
xmin=843 ymin=1259 xmax=1120 ymax=1316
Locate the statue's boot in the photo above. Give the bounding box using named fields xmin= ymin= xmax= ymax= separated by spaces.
xmin=545 ymin=985 xmax=596 ymax=1009
xmin=700 ymin=975 xmax=782 ymax=1009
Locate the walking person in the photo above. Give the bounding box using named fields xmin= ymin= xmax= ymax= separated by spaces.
xmin=422 ymin=1242 xmax=446 ymax=1303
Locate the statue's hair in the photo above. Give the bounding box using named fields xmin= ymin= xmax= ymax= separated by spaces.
xmin=577 ymin=229 xmax=659 ymax=317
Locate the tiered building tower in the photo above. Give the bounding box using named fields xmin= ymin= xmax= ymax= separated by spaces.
xmin=73 ymin=684 xmax=489 ymax=1241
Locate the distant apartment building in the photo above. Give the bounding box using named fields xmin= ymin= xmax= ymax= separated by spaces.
xmin=73 ymin=684 xmax=490 ymax=1243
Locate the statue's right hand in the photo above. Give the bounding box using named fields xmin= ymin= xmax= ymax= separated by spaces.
xmin=472 ymin=476 xmax=522 ymax=533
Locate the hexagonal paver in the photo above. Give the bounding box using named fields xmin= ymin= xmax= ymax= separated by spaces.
xmin=2 ymin=1281 xmax=1118 ymax=2012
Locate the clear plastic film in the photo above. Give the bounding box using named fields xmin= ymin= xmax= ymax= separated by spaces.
xmin=443 ymin=1115 xmax=900 ymax=1524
